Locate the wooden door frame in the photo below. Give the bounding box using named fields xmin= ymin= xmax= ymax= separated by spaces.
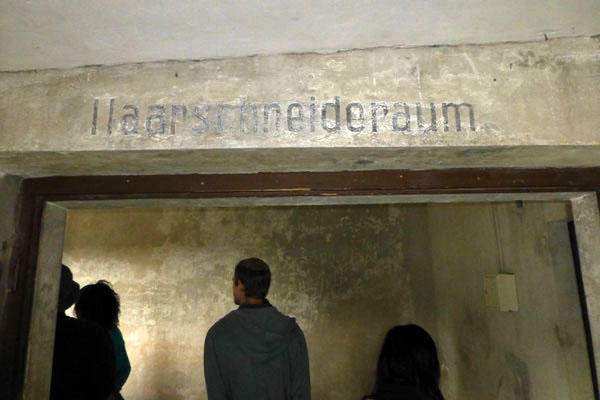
xmin=3 ymin=167 xmax=600 ymax=399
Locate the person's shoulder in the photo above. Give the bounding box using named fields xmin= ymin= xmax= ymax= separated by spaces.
xmin=206 ymin=310 xmax=239 ymax=337
xmin=267 ymin=304 xmax=298 ymax=324
xmin=56 ymin=315 xmax=112 ymax=351
xmin=280 ymin=312 xmax=303 ymax=334
xmin=109 ymin=327 xmax=125 ymax=344
xmin=59 ymin=315 xmax=104 ymax=335
xmin=265 ymin=304 xmax=304 ymax=330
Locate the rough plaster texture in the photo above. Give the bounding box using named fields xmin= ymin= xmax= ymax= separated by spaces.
xmin=1 ymin=37 xmax=600 ymax=176
xmin=0 ymin=173 xmax=22 ymax=392
xmin=2 ymin=0 xmax=599 ymax=72
xmin=427 ymin=202 xmax=593 ymax=399
xmin=0 ymin=174 xmax=20 ymax=305
xmin=64 ymin=206 xmax=417 ymax=399
xmin=22 ymin=203 xmax=65 ymax=400
xmin=63 ymin=205 xmax=420 ymax=400
xmin=3 ymin=147 xmax=600 ymax=177
xmin=572 ymin=194 xmax=600 ymax=375
xmin=62 ymin=202 xmax=593 ymax=400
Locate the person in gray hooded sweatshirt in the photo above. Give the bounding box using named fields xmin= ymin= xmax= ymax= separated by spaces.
xmin=204 ymin=257 xmax=311 ymax=400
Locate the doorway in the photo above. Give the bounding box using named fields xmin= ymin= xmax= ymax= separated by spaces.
xmin=7 ymin=169 xmax=600 ymax=400
xmin=60 ymin=200 xmax=594 ymax=399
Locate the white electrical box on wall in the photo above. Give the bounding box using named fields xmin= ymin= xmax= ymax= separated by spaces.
xmin=484 ymin=273 xmax=519 ymax=312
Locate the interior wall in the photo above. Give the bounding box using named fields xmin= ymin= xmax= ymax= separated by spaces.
xmin=427 ymin=202 xmax=593 ymax=399
xmin=0 ymin=173 xmax=22 ymax=400
xmin=63 ymin=205 xmax=428 ymax=400
xmin=3 ymin=37 xmax=600 ymax=177
xmin=62 ymin=201 xmax=594 ymax=400
xmin=0 ymin=174 xmax=20 ymax=318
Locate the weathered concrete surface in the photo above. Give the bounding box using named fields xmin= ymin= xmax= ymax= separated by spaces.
xmin=546 ymin=219 xmax=593 ymax=398
xmin=1 ymin=37 xmax=600 ymax=175
xmin=427 ymin=202 xmax=593 ymax=400
xmin=572 ymin=194 xmax=600 ymax=378
xmin=62 ymin=201 xmax=593 ymax=400
xmin=22 ymin=203 xmax=66 ymax=400
xmin=63 ymin=205 xmax=422 ymax=400
xmin=2 ymin=146 xmax=600 ymax=177
xmin=2 ymin=0 xmax=599 ymax=71
xmin=0 ymin=173 xmax=22 ymax=399
xmin=0 ymin=174 xmax=20 ymax=299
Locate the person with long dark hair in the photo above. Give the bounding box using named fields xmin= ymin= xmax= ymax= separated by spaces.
xmin=51 ymin=266 xmax=115 ymax=400
xmin=363 ymin=324 xmax=445 ymax=400
xmin=75 ymin=280 xmax=131 ymax=400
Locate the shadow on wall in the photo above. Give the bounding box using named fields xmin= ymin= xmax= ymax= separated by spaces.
xmin=62 ymin=202 xmax=593 ymax=400
xmin=64 ymin=205 xmax=417 ymax=400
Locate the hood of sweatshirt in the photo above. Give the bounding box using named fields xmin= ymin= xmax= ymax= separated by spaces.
xmin=228 ymin=301 xmax=297 ymax=363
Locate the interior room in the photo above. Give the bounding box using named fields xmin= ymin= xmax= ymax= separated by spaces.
xmin=60 ymin=200 xmax=594 ymax=400
xmin=2 ymin=2 xmax=600 ymax=400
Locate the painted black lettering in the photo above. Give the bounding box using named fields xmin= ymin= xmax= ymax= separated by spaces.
xmin=240 ymin=99 xmax=258 ymax=134
xmin=121 ymin=105 xmax=139 ymax=135
xmin=192 ymin=105 xmax=210 ymax=135
xmin=91 ymin=99 xmax=98 ymax=135
xmin=107 ymin=98 xmax=115 ymax=136
xmin=217 ymin=104 xmax=238 ymax=134
xmin=371 ymin=102 xmax=388 ymax=133
xmin=392 ymin=102 xmax=410 ymax=132
xmin=263 ymin=103 xmax=281 ymax=134
xmin=309 ymin=97 xmax=317 ymax=132
xmin=170 ymin=105 xmax=187 ymax=135
xmin=90 ymin=98 xmax=475 ymax=138
xmin=321 ymin=97 xmax=340 ymax=133
xmin=417 ymin=103 xmax=437 ymax=133
xmin=442 ymin=103 xmax=475 ymax=132
xmin=287 ymin=103 xmax=304 ymax=132
xmin=145 ymin=105 xmax=166 ymax=136
xmin=346 ymin=103 xmax=364 ymax=132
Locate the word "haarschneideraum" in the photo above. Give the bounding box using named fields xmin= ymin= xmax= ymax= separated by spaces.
xmin=91 ymin=97 xmax=476 ymax=137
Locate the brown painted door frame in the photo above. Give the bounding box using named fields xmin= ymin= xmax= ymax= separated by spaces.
xmin=3 ymin=167 xmax=600 ymax=399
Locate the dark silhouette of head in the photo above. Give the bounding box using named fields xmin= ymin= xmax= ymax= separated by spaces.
xmin=74 ymin=280 xmax=120 ymax=330
xmin=58 ymin=264 xmax=80 ymax=312
xmin=233 ymin=258 xmax=271 ymax=304
xmin=372 ymin=324 xmax=444 ymax=400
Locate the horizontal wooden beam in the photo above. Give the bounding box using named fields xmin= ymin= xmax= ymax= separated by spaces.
xmin=23 ymin=168 xmax=600 ymax=199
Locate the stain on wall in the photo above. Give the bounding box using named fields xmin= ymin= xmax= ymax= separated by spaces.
xmin=62 ymin=202 xmax=594 ymax=400
xmin=64 ymin=205 xmax=418 ymax=399
xmin=427 ymin=202 xmax=593 ymax=400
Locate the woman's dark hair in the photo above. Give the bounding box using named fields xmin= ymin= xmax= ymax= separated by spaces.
xmin=74 ymin=280 xmax=120 ymax=330
xmin=234 ymin=258 xmax=271 ymax=299
xmin=365 ymin=324 xmax=444 ymax=400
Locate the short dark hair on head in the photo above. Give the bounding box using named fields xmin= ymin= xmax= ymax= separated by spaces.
xmin=74 ymin=280 xmax=120 ymax=330
xmin=234 ymin=258 xmax=271 ymax=299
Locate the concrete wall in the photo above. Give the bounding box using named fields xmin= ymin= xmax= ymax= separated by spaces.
xmin=427 ymin=202 xmax=593 ymax=399
xmin=1 ymin=37 xmax=600 ymax=176
xmin=63 ymin=205 xmax=426 ymax=400
xmin=62 ymin=202 xmax=593 ymax=400
xmin=0 ymin=173 xmax=21 ymax=315
xmin=4 ymin=1 xmax=599 ymax=71
xmin=0 ymin=173 xmax=22 ymax=399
